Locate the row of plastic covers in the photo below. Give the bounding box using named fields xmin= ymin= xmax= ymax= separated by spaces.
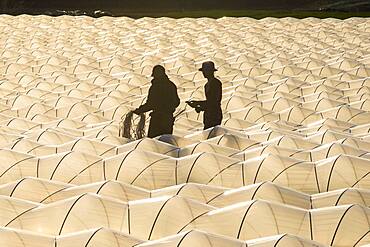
xmin=1 ymin=193 xmax=370 ymax=245
xmin=0 ymin=15 xmax=369 ymax=247
xmin=0 ymin=17 xmax=368 ymax=137
xmin=0 ymin=227 xmax=330 ymax=247
xmin=1 ymin=178 xmax=369 ymax=208
xmin=0 ymin=146 xmax=368 ymax=192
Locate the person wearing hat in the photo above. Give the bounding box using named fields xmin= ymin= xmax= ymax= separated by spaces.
xmin=186 ymin=61 xmax=222 ymax=130
xmin=133 ymin=65 xmax=180 ymax=138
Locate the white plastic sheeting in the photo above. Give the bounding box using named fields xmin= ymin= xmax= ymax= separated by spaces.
xmin=0 ymin=14 xmax=369 ymax=246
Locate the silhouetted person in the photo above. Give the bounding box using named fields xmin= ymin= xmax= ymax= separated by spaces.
xmin=186 ymin=61 xmax=222 ymax=130
xmin=133 ymin=65 xmax=180 ymax=138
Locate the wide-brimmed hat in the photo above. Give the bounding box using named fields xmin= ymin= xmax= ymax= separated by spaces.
xmin=199 ymin=61 xmax=218 ymax=72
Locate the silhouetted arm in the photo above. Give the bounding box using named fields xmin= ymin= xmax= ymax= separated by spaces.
xmin=171 ymin=84 xmax=180 ymax=109
xmin=134 ymin=86 xmax=156 ymax=114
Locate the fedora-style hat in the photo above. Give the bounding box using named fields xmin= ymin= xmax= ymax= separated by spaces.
xmin=199 ymin=61 xmax=218 ymax=71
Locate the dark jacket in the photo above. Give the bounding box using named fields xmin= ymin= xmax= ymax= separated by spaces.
xmin=136 ymin=76 xmax=180 ymax=138
xmin=136 ymin=76 xmax=180 ymax=115
xmin=194 ymin=77 xmax=223 ymax=129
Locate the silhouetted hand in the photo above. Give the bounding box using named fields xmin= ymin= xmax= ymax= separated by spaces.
xmin=132 ymin=109 xmax=140 ymax=115
xmin=186 ymin=100 xmax=197 ymax=108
